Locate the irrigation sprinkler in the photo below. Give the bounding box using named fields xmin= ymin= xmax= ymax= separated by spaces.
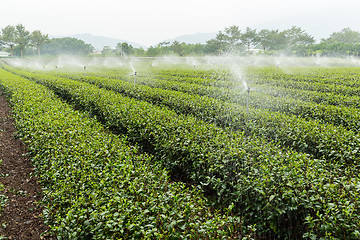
xmin=246 ymin=87 xmax=251 ymax=117
xmin=83 ymin=66 xmax=86 ymax=76
xmin=134 ymin=71 xmax=137 ymax=87
xmin=276 ymin=63 xmax=279 ymax=75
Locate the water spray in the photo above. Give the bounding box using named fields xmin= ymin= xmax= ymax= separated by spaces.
xmin=276 ymin=63 xmax=279 ymax=75
xmin=134 ymin=71 xmax=137 ymax=87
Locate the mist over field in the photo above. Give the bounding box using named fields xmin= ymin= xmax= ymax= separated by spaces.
xmin=2 ymin=1 xmax=360 ymax=239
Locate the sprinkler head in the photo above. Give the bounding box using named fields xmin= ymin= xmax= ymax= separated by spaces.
xmin=246 ymin=87 xmax=251 ymax=93
xmin=134 ymin=71 xmax=137 ymax=76
xmin=84 ymin=66 xmax=86 ymax=70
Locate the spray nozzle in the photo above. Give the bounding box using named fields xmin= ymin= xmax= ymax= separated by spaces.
xmin=246 ymin=87 xmax=251 ymax=93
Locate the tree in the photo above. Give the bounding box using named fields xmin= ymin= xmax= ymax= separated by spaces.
xmin=30 ymin=30 xmax=49 ymax=56
xmin=116 ymin=42 xmax=133 ymax=57
xmin=224 ymin=25 xmax=242 ymax=45
xmin=283 ymin=26 xmax=315 ymax=48
xmin=1 ymin=25 xmax=16 ymax=58
xmin=15 ymin=24 xmax=30 ymax=58
xmin=146 ymin=46 xmax=161 ymax=57
xmin=205 ymin=25 xmax=243 ymax=54
xmin=42 ymin=37 xmax=94 ymax=55
xmin=258 ymin=29 xmax=287 ymax=51
xmin=170 ymin=41 xmax=185 ymax=56
xmin=240 ymin=27 xmax=259 ymax=53
xmin=323 ymin=28 xmax=360 ymax=44
xmin=102 ymin=46 xmax=113 ymax=56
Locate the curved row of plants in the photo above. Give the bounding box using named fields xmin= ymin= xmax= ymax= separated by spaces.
xmin=95 ymin=66 xmax=360 ymax=94
xmin=48 ymin=67 xmax=360 ymax=133
xmin=153 ymin=67 xmax=360 ymax=111
xmin=250 ymin=73 xmax=360 ymax=97
xmin=28 ymin=68 xmax=360 ymax=164
xmin=6 ymin=67 xmax=360 ymax=239
xmin=159 ymin=68 xmax=360 ymax=111
xmin=246 ymin=66 xmax=360 ymax=85
xmin=256 ymin=84 xmax=360 ymax=109
xmin=0 ymin=68 xmax=247 ymax=239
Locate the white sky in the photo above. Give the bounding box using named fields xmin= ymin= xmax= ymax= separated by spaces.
xmin=1 ymin=0 xmax=360 ymax=46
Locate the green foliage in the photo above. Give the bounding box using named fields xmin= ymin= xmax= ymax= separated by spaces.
xmin=0 ymin=68 xmax=246 ymax=239
xmin=323 ymin=28 xmax=360 ymax=45
xmin=30 ymin=30 xmax=49 ymax=56
xmin=5 ymin=65 xmax=360 ymax=239
xmin=41 ymin=37 xmax=94 ymax=55
xmin=49 ymin=67 xmax=360 ymax=164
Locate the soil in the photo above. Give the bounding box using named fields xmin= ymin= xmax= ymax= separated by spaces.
xmin=0 ymin=90 xmax=55 ymax=240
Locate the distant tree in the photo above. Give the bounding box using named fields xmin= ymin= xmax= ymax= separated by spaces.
xmin=224 ymin=25 xmax=242 ymax=45
xmin=204 ymin=38 xmax=226 ymax=55
xmin=15 ymin=24 xmax=30 ymax=58
xmin=116 ymin=42 xmax=133 ymax=56
xmin=189 ymin=43 xmax=206 ymax=55
xmin=159 ymin=41 xmax=170 ymax=47
xmin=146 ymin=46 xmax=161 ymax=57
xmin=1 ymin=25 xmax=16 ymax=58
xmin=42 ymin=37 xmax=94 ymax=55
xmin=170 ymin=41 xmax=185 ymax=56
xmin=132 ymin=47 xmax=146 ymax=56
xmin=283 ymin=26 xmax=315 ymax=48
xmin=30 ymin=30 xmax=49 ymax=56
xmin=323 ymin=28 xmax=360 ymax=44
xmin=102 ymin=46 xmax=113 ymax=56
xmin=258 ymin=29 xmax=287 ymax=51
xmin=0 ymin=36 xmax=4 ymax=48
xmin=205 ymin=25 xmax=243 ymax=54
xmin=240 ymin=27 xmax=260 ymax=53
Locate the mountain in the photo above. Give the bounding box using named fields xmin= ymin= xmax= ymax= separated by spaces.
xmin=51 ymin=33 xmax=146 ymax=50
xmin=163 ymin=32 xmax=217 ymax=45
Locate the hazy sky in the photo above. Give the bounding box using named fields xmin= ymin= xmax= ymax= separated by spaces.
xmin=1 ymin=0 xmax=360 ymax=46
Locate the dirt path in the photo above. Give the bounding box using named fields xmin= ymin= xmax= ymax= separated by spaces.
xmin=0 ymin=90 xmax=54 ymax=240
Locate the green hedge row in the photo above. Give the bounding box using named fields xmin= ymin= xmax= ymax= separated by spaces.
xmin=8 ymin=67 xmax=360 ymax=239
xmin=250 ymin=71 xmax=360 ymax=97
xmin=103 ymin=67 xmax=360 ymax=110
xmin=38 ymin=69 xmax=360 ymax=164
xmin=155 ymin=69 xmax=360 ymax=132
xmin=52 ymin=67 xmax=360 ymax=134
xmin=255 ymin=84 xmax=360 ymax=109
xmin=0 ymin=68 xmax=247 ymax=239
xmin=246 ymin=67 xmax=360 ymax=88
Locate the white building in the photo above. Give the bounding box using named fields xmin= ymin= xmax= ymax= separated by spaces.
xmin=0 ymin=51 xmax=10 ymax=57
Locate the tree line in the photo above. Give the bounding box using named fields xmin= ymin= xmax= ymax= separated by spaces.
xmin=0 ymin=24 xmax=49 ymax=58
xmin=102 ymin=26 xmax=360 ymax=57
xmin=0 ymin=24 xmax=94 ymax=57
xmin=1 ymin=24 xmax=360 ymax=57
